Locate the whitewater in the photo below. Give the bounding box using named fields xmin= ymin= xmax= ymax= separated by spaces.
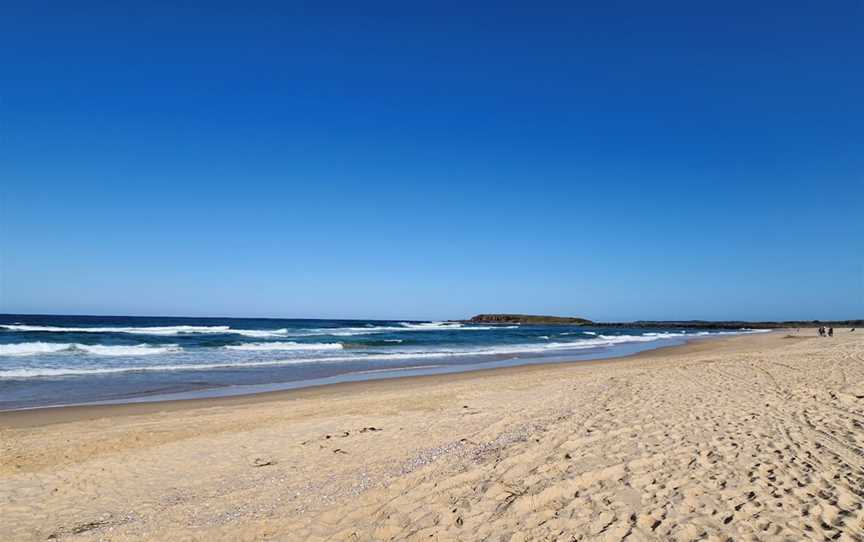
xmin=0 ymin=314 xmax=768 ymax=409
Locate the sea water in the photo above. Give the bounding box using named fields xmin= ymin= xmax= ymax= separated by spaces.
xmin=0 ymin=314 xmax=765 ymax=409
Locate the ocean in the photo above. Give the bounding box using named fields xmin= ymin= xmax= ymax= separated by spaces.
xmin=0 ymin=314 xmax=765 ymax=410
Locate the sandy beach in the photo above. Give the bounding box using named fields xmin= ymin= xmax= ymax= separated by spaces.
xmin=2 ymin=329 xmax=863 ymax=541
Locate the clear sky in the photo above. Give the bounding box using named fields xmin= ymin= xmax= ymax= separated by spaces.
xmin=1 ymin=1 xmax=862 ymax=321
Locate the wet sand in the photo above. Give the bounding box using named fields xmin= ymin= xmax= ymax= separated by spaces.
xmin=2 ymin=329 xmax=863 ymax=540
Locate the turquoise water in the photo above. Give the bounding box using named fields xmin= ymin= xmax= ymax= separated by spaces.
xmin=0 ymin=314 xmax=763 ymax=409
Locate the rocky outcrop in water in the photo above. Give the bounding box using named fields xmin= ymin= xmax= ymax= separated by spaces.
xmin=468 ymin=314 xmax=594 ymax=325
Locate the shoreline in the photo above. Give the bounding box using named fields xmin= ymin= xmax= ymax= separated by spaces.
xmin=0 ymin=330 xmax=773 ymax=428
xmin=3 ymin=327 xmax=860 ymax=541
xmin=0 ymin=319 xmax=772 ymax=414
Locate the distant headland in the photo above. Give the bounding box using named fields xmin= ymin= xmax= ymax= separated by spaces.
xmin=465 ymin=314 xmax=863 ymax=329
xmin=468 ymin=314 xmax=594 ymax=325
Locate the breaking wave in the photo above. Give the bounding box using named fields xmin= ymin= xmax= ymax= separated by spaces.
xmin=0 ymin=342 xmax=181 ymax=357
xmin=224 ymin=342 xmax=343 ymax=351
xmin=299 ymin=322 xmax=518 ymax=337
xmin=0 ymin=325 xmax=771 ymax=381
xmin=0 ymin=324 xmax=288 ymax=338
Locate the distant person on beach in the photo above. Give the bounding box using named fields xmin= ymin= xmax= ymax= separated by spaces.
xmin=828 ymin=327 xmax=834 ymax=337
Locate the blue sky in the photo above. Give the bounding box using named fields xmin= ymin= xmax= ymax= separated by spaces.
xmin=1 ymin=1 xmax=862 ymax=321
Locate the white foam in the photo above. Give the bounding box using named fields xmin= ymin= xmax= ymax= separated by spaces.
xmin=0 ymin=342 xmax=71 ymax=356
xmin=0 ymin=321 xmax=516 ymax=339
xmin=0 ymin=352 xmax=459 ymax=378
xmin=76 ymin=344 xmax=182 ymax=356
xmin=0 ymin=330 xmax=763 ymax=379
xmin=0 ymin=342 xmax=180 ymax=357
xmin=306 ymin=326 xmax=406 ymax=337
xmin=0 ymin=364 xmax=201 ymax=378
xmin=231 ymin=328 xmax=289 ymax=338
xmin=397 ymin=322 xmax=515 ymax=330
xmin=399 ymin=321 xmax=464 ymax=329
xmin=597 ymin=332 xmax=684 ymax=342
xmin=224 ymin=342 xmax=343 ymax=351
xmin=0 ymin=358 xmax=344 ymax=378
xmin=0 ymin=324 xmax=288 ymax=337
xmin=306 ymin=322 xmax=512 ymax=336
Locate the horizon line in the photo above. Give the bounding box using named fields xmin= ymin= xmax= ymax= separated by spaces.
xmin=0 ymin=312 xmax=861 ymax=324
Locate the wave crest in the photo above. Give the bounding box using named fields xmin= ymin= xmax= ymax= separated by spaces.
xmin=0 ymin=342 xmax=181 ymax=357
xmin=0 ymin=324 xmax=287 ymax=338
xmin=224 ymin=342 xmax=342 ymax=352
xmin=0 ymin=342 xmax=71 ymax=356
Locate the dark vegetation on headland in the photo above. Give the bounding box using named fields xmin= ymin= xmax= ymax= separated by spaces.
xmin=466 ymin=314 xmax=864 ymax=329
xmin=468 ymin=314 xmax=594 ymax=325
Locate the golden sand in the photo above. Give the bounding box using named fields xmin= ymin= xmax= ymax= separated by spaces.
xmin=2 ymin=329 xmax=863 ymax=540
